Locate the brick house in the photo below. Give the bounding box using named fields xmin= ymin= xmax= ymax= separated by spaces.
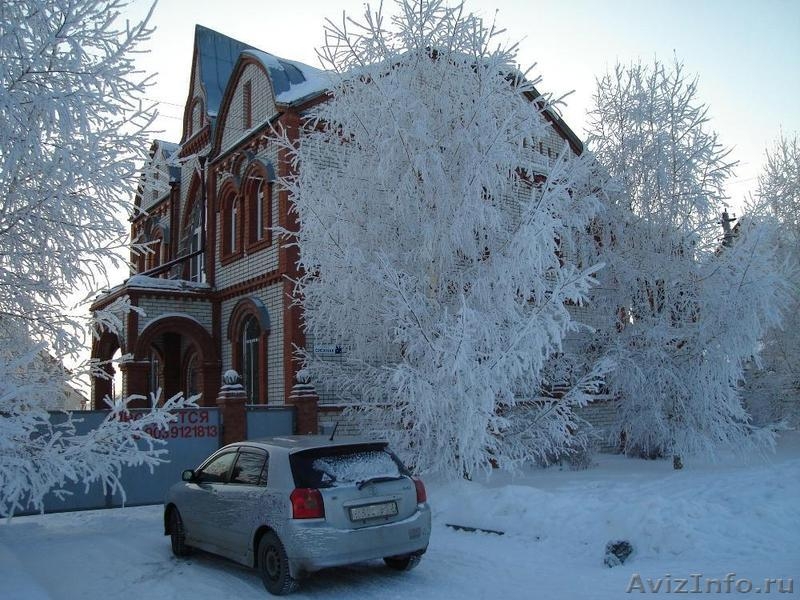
xmin=90 ymin=25 xmax=600 ymax=438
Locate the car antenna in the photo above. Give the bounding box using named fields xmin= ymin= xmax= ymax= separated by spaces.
xmin=329 ymin=420 xmax=340 ymax=441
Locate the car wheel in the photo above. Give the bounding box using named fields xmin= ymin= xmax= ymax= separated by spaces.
xmin=258 ymin=532 xmax=298 ymax=596
xmin=383 ymin=553 xmax=421 ymax=571
xmin=169 ymin=508 xmax=192 ymax=557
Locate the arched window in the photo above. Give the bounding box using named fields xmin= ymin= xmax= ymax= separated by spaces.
xmin=244 ymin=163 xmax=274 ymax=250
xmin=228 ymin=297 xmax=271 ymax=404
xmin=253 ymin=179 xmax=266 ymax=243
xmin=145 ymin=234 xmax=162 ymax=272
xmin=189 ymin=97 xmax=204 ymax=137
xmin=240 ymin=315 xmax=261 ymax=403
xmin=160 ymin=235 xmax=169 ymax=266
xmin=135 ymin=245 xmax=146 ymax=274
xmin=186 ymin=188 xmax=205 ymax=282
xmin=149 ymin=347 xmax=164 ymax=403
xmin=220 ymin=182 xmax=241 ymax=261
xmin=231 ymin=200 xmax=238 ymax=251
xmin=184 ymin=349 xmax=202 ymax=398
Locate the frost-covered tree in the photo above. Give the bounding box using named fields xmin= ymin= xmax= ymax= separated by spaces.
xmin=759 ymin=133 xmax=800 ymax=233
xmin=280 ymin=0 xmax=609 ymax=478
xmin=743 ymin=133 xmax=800 ymax=424
xmin=0 ymin=0 xmax=159 ymax=349
xmin=0 ymin=0 xmax=196 ymax=517
xmin=585 ymin=59 xmax=791 ymax=466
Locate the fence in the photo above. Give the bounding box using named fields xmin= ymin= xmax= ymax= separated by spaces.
xmin=245 ymin=404 xmax=295 ymax=438
xmin=16 ymin=408 xmax=221 ymax=516
xmin=16 ymin=403 xmax=298 ymax=517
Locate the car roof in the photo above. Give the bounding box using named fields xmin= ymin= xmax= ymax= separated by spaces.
xmin=231 ymin=435 xmax=388 ymax=453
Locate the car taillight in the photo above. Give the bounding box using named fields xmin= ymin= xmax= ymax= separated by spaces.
xmin=413 ymin=477 xmax=427 ymax=504
xmin=290 ymin=488 xmax=325 ymax=519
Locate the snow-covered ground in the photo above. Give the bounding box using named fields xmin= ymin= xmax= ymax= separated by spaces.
xmin=2 ymin=434 xmax=798 ymax=599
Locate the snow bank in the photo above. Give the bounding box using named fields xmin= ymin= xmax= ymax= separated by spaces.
xmin=1 ymin=433 xmax=797 ymax=599
xmin=433 ymin=432 xmax=800 ymax=586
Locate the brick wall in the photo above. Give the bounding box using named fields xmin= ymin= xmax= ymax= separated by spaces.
xmin=318 ymin=404 xmax=367 ymax=437
xmin=137 ymin=296 xmax=213 ymax=335
xmin=575 ymin=398 xmax=620 ymax=452
xmin=214 ymin=143 xmax=281 ymax=290
xmin=317 ymin=400 xmax=620 ymax=454
xmin=189 ymin=58 xmax=205 ymax=136
xmin=219 ymin=62 xmax=277 ymax=152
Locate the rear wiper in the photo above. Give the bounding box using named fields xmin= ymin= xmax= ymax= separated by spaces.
xmin=356 ymin=475 xmax=404 ymax=490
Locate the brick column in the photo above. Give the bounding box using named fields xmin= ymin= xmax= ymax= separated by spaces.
xmin=91 ymin=362 xmax=114 ymax=409
xmin=216 ymin=370 xmax=248 ymax=445
xmin=121 ymin=360 xmax=150 ymax=408
xmin=288 ymin=369 xmax=319 ymax=435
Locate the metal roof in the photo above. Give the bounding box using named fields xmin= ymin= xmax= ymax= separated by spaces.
xmin=153 ymin=139 xmax=181 ymax=181
xmin=194 ymin=25 xmax=254 ymax=116
xmin=194 ymin=26 xmax=327 ymax=116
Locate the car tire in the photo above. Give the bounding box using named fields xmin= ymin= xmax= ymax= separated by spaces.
xmin=169 ymin=508 xmax=192 ymax=557
xmin=383 ymin=553 xmax=421 ymax=571
xmin=258 ymin=532 xmax=298 ymax=596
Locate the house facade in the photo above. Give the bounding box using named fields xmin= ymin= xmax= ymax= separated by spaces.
xmin=90 ymin=25 xmax=603 ymax=438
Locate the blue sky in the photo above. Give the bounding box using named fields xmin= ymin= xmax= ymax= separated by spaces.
xmin=128 ymin=0 xmax=800 ymax=211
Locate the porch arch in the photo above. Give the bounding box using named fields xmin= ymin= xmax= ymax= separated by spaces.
xmin=133 ymin=315 xmax=220 ymax=406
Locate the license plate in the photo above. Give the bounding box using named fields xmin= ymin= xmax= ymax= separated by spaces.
xmin=349 ymin=501 xmax=398 ymax=521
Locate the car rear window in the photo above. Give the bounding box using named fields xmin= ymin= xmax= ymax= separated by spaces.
xmin=290 ymin=444 xmax=408 ymax=488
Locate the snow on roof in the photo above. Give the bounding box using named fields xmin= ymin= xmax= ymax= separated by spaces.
xmin=154 ymin=139 xmax=180 ymax=154
xmin=194 ymin=26 xmax=330 ymax=117
xmin=124 ymin=275 xmax=211 ymax=292
xmin=241 ymin=49 xmax=330 ymax=105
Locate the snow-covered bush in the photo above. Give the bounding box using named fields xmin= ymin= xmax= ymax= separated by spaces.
xmin=279 ymin=0 xmax=610 ymax=478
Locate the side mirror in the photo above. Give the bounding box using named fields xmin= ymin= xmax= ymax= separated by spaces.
xmin=182 ymin=469 xmax=196 ymax=482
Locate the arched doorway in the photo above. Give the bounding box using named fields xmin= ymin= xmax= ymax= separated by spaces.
xmin=133 ymin=316 xmax=220 ymax=407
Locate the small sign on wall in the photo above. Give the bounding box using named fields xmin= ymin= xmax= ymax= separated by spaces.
xmin=314 ymin=344 xmax=343 ymax=355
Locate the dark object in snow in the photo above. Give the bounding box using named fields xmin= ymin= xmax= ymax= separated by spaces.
xmin=604 ymin=540 xmax=633 ymax=567
xmin=446 ymin=523 xmax=505 ymax=536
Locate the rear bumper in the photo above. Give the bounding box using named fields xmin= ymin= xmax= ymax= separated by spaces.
xmin=283 ymin=504 xmax=431 ymax=576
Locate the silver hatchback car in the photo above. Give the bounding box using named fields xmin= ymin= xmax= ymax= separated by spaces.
xmin=164 ymin=436 xmax=431 ymax=595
